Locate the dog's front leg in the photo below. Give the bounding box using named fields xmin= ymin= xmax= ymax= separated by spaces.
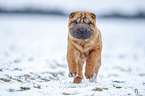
xmin=85 ymin=50 xmax=100 ymax=79
xmin=67 ymin=49 xmax=78 ymax=77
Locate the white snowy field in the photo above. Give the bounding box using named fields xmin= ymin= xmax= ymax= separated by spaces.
xmin=0 ymin=14 xmax=145 ymax=96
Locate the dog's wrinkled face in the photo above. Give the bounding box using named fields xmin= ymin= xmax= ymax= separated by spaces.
xmin=68 ymin=11 xmax=96 ymax=40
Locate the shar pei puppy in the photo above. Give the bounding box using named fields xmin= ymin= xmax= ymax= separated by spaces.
xmin=67 ymin=11 xmax=102 ymax=83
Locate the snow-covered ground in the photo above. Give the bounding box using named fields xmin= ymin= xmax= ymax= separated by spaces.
xmin=0 ymin=14 xmax=145 ymax=96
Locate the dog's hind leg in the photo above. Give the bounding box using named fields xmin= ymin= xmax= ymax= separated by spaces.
xmin=73 ymin=60 xmax=84 ymax=83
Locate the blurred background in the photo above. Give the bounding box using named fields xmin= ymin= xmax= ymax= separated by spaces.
xmin=0 ymin=0 xmax=145 ymax=18
xmin=0 ymin=0 xmax=145 ymax=96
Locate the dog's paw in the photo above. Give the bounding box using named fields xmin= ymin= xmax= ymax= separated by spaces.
xmin=68 ymin=73 xmax=78 ymax=78
xmin=89 ymin=73 xmax=97 ymax=82
xmin=73 ymin=76 xmax=83 ymax=83
xmin=85 ymin=71 xmax=94 ymax=79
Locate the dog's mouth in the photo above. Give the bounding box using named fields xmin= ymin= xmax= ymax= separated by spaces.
xmin=70 ymin=25 xmax=94 ymax=40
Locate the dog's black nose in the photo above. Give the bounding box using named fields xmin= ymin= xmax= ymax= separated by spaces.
xmin=79 ymin=25 xmax=87 ymax=33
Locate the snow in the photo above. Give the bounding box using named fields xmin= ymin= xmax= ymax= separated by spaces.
xmin=0 ymin=14 xmax=145 ymax=96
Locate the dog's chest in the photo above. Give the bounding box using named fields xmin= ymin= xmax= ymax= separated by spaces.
xmin=79 ymin=51 xmax=89 ymax=61
xmin=71 ymin=40 xmax=93 ymax=60
xmin=77 ymin=42 xmax=92 ymax=61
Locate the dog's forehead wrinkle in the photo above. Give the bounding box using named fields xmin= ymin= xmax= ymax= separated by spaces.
xmin=82 ymin=13 xmax=86 ymax=19
xmin=77 ymin=18 xmax=80 ymax=23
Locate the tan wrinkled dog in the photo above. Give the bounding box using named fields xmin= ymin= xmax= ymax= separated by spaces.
xmin=67 ymin=11 xmax=102 ymax=83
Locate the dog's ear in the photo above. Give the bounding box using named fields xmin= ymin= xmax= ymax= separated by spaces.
xmin=89 ymin=12 xmax=96 ymax=20
xmin=69 ymin=11 xmax=77 ymax=18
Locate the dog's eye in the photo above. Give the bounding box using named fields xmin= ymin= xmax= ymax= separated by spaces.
xmin=88 ymin=21 xmax=93 ymax=25
xmin=72 ymin=20 xmax=78 ymax=24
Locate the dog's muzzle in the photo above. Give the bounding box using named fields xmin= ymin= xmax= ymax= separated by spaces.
xmin=70 ymin=25 xmax=94 ymax=40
